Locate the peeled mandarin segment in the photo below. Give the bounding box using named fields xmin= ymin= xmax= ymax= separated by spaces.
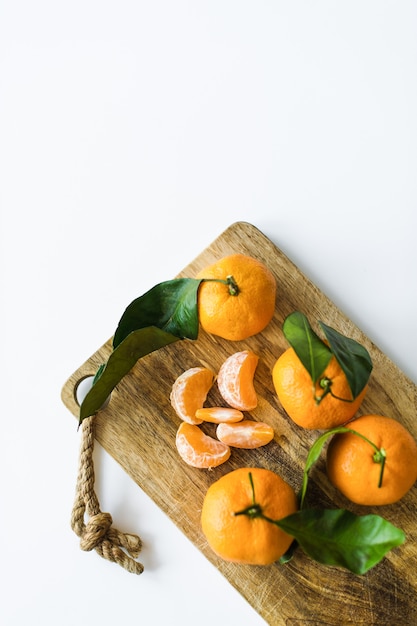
xmin=217 ymin=350 xmax=259 ymax=411
xmin=175 ymin=422 xmax=231 ymax=469
xmin=195 ymin=407 xmax=244 ymax=424
xmin=170 ymin=367 xmax=215 ymax=424
xmin=216 ymin=420 xmax=274 ymax=449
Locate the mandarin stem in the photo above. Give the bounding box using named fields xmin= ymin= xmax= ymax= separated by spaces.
xmin=344 ymin=428 xmax=387 ymax=489
xmin=234 ymin=504 xmax=263 ymax=518
xmin=234 ymin=472 xmax=261 ymax=519
xmin=248 ymin=471 xmax=256 ymax=504
xmin=233 ymin=502 xmax=284 ymax=529
xmin=315 ymin=376 xmax=353 ymax=404
xmin=233 ymin=473 xmax=290 ymax=532
xmin=225 ymin=275 xmax=239 ymax=295
xmin=314 ymin=377 xmax=332 ymax=405
xmin=201 ymin=275 xmax=240 ymax=296
xmin=374 ymin=448 xmax=387 ymax=488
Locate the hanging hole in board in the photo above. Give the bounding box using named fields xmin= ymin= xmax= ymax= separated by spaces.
xmin=74 ymin=375 xmax=111 ymax=409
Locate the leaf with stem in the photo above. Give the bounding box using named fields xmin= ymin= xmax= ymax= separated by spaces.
xmin=236 ymin=471 xmax=405 ymax=575
xmin=78 ymin=278 xmax=205 ymax=424
xmin=276 ymin=508 xmax=405 ymax=575
xmin=299 ymin=426 xmax=387 ymax=509
xmin=283 ymin=311 xmax=373 ymax=403
xmin=299 ymin=426 xmax=351 ymax=508
xmin=79 ymin=326 xmax=180 ymax=424
xmin=113 ymin=278 xmax=202 ymax=348
xmin=319 ymin=321 xmax=373 ymax=399
xmin=283 ymin=312 xmax=332 ymax=384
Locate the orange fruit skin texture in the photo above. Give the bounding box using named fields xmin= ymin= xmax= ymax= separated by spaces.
xmin=326 ymin=414 xmax=417 ymax=506
xmin=170 ymin=367 xmax=215 ymax=424
xmin=176 ymin=422 xmax=231 ymax=469
xmin=196 ymin=253 xmax=276 ymax=341
xmin=272 ymin=347 xmax=368 ymax=430
xmin=201 ymin=467 xmax=298 ymax=565
xmin=217 ymin=350 xmax=259 ymax=411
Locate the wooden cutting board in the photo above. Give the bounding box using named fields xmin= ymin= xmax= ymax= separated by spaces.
xmin=61 ymin=221 xmax=417 ymax=626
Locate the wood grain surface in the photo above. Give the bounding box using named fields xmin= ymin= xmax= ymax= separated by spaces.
xmin=61 ymin=222 xmax=417 ymax=626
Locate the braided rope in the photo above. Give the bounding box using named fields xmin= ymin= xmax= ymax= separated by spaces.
xmin=71 ymin=415 xmax=144 ymax=574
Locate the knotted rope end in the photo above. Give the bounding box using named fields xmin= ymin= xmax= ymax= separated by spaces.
xmin=71 ymin=415 xmax=145 ymax=575
xmin=79 ymin=511 xmax=113 ymax=552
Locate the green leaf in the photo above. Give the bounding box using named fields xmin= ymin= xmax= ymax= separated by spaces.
xmin=283 ymin=311 xmax=332 ymax=383
xmin=92 ymin=363 xmax=105 ymax=384
xmin=79 ymin=326 xmax=180 ymax=423
xmin=278 ymin=539 xmax=298 ymax=564
xmin=319 ymin=321 xmax=373 ymax=399
xmin=299 ymin=426 xmax=352 ymax=508
xmin=113 ymin=278 xmax=202 ymax=348
xmin=276 ymin=508 xmax=405 ymax=575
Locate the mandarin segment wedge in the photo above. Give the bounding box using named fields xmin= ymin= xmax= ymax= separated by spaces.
xmin=175 ymin=422 xmax=231 ymax=469
xmin=217 ymin=350 xmax=259 ymax=411
xmin=170 ymin=366 xmax=215 ymax=424
xmin=195 ymin=407 xmax=244 ymax=424
xmin=216 ymin=420 xmax=274 ymax=449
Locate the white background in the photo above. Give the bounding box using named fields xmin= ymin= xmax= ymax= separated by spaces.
xmin=1 ymin=2 xmax=416 ymax=625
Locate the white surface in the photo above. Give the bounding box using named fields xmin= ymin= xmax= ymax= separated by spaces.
xmin=1 ymin=2 xmax=416 ymax=625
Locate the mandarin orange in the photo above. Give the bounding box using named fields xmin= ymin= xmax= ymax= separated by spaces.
xmin=326 ymin=414 xmax=417 ymax=505
xmin=201 ymin=467 xmax=297 ymax=565
xmin=196 ymin=253 xmax=276 ymax=341
xmin=272 ymin=347 xmax=367 ymax=429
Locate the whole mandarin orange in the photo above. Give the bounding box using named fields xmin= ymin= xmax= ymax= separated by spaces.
xmin=272 ymin=347 xmax=368 ymax=429
xmin=201 ymin=467 xmax=297 ymax=565
xmin=196 ymin=254 xmax=276 ymax=341
xmin=326 ymin=414 xmax=417 ymax=505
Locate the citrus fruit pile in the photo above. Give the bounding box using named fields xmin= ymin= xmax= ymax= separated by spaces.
xmin=165 ymin=252 xmax=417 ymax=570
xmin=75 ymin=247 xmax=416 ymax=575
xmin=171 ymin=350 xmax=274 ymax=468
